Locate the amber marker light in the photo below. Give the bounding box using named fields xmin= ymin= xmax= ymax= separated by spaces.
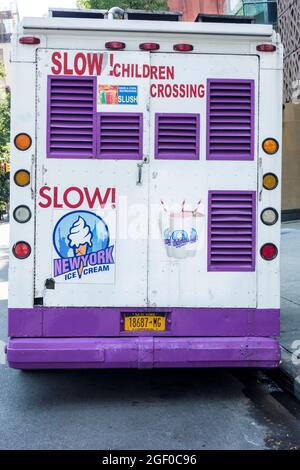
xmin=262 ymin=138 xmax=279 ymax=155
xmin=14 ymin=170 xmax=30 ymax=187
xmin=14 ymin=133 xmax=32 ymax=151
xmin=263 ymin=173 xmax=278 ymax=191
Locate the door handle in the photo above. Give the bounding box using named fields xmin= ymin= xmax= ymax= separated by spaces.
xmin=136 ymin=158 xmax=148 ymax=186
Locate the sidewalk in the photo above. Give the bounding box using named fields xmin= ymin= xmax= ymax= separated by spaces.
xmin=280 ymin=221 xmax=300 ymax=400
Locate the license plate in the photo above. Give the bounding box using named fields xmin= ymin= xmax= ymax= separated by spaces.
xmin=124 ymin=313 xmax=166 ymax=332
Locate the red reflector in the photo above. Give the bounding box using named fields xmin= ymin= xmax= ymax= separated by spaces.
xmin=139 ymin=42 xmax=160 ymax=51
xmin=19 ymin=36 xmax=41 ymax=45
xmin=105 ymin=41 xmax=126 ymax=50
xmin=174 ymin=43 xmax=194 ymax=52
xmin=13 ymin=242 xmax=31 ymax=260
xmin=260 ymin=243 xmax=278 ymax=261
xmin=256 ymin=44 xmax=277 ymax=52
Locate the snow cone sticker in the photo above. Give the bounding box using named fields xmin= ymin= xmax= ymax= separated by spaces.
xmin=53 ymin=211 xmax=115 ymax=282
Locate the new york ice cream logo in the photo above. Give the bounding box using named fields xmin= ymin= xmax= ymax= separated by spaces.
xmin=164 ymin=228 xmax=198 ymax=248
xmin=53 ymin=211 xmax=115 ymax=281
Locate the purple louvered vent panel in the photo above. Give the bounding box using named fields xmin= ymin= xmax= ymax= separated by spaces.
xmin=208 ymin=191 xmax=256 ymax=272
xmin=98 ymin=113 xmax=143 ymax=160
xmin=207 ymin=79 xmax=254 ymax=161
xmin=155 ymin=113 xmax=200 ymax=160
xmin=47 ymin=76 xmax=96 ymax=159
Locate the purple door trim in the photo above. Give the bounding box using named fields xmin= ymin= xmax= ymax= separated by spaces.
xmin=8 ymin=307 xmax=280 ymax=339
xmin=7 ymin=337 xmax=280 ymax=370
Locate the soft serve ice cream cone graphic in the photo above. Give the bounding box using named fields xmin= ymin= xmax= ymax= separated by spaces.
xmin=68 ymin=217 xmax=93 ymax=279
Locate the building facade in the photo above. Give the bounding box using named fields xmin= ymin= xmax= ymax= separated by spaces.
xmin=278 ymin=0 xmax=300 ymax=104
xmin=168 ymin=0 xmax=225 ymax=21
xmin=227 ymin=0 xmax=277 ymax=25
xmin=0 ymin=1 xmax=19 ymax=88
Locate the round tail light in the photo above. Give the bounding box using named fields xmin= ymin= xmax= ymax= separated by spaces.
xmin=263 ymin=173 xmax=278 ymax=191
xmin=261 ymin=208 xmax=279 ymax=226
xmin=14 ymin=170 xmax=30 ymax=187
xmin=14 ymin=133 xmax=32 ymax=151
xmin=262 ymin=138 xmax=279 ymax=155
xmin=260 ymin=243 xmax=278 ymax=261
xmin=13 ymin=242 xmax=31 ymax=259
xmin=13 ymin=206 xmax=32 ymax=224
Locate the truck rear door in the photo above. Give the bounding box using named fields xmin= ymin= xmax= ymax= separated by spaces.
xmin=34 ymin=49 xmax=150 ymax=308
xmin=148 ymin=53 xmax=259 ymax=309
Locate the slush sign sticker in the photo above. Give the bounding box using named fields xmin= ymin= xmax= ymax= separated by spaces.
xmin=53 ymin=211 xmax=115 ymax=282
xmin=98 ymin=85 xmax=138 ymax=105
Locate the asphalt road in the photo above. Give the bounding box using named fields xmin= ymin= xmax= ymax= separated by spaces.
xmin=1 ymin=221 xmax=300 ymax=450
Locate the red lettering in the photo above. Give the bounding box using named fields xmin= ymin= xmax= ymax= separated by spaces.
xmin=179 ymin=84 xmax=186 ymax=98
xmin=150 ymin=84 xmax=157 ymax=98
xmin=111 ymin=188 xmax=116 ymax=208
xmin=63 ymin=52 xmax=73 ymax=75
xmin=74 ymin=53 xmax=87 ymax=76
xmin=173 ymin=84 xmax=179 ymax=98
xmin=157 ymin=84 xmax=164 ymax=98
xmin=84 ymin=187 xmax=111 ymax=209
xmin=39 ymin=186 xmax=52 ymax=208
xmin=87 ymin=53 xmax=104 ymax=75
xmin=198 ymin=84 xmax=205 ymax=98
xmin=53 ymin=187 xmax=63 ymax=209
xmin=165 ymin=84 xmax=172 ymax=98
xmin=113 ymin=63 xmax=121 ymax=77
xmin=159 ymin=66 xmax=166 ymax=80
xmin=51 ymin=52 xmax=62 ymax=75
xmin=63 ymin=187 xmax=84 ymax=209
xmin=151 ymin=66 xmax=158 ymax=80
xmin=143 ymin=64 xmax=150 ymax=78
xmin=167 ymin=66 xmax=175 ymax=80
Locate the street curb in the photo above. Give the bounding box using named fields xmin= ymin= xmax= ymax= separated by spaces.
xmin=277 ymin=346 xmax=300 ymax=401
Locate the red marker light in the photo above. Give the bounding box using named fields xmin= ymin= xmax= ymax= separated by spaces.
xmin=260 ymin=243 xmax=278 ymax=261
xmin=13 ymin=242 xmax=31 ymax=260
xmin=256 ymin=44 xmax=277 ymax=52
xmin=105 ymin=41 xmax=126 ymax=50
xmin=139 ymin=43 xmax=160 ymax=51
xmin=19 ymin=37 xmax=41 ymax=45
xmin=174 ymin=44 xmax=194 ymax=52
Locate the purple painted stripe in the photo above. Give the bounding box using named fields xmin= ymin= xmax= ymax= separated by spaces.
xmin=8 ymin=308 xmax=280 ymax=339
xmin=7 ymin=337 xmax=280 ymax=370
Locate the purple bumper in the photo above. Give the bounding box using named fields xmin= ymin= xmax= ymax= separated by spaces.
xmin=7 ymin=337 xmax=280 ymax=370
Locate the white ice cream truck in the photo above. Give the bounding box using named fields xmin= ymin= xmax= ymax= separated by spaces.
xmin=7 ymin=8 xmax=283 ymax=369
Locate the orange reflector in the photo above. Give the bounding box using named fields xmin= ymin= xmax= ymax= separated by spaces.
xmin=14 ymin=133 xmax=32 ymax=151
xmin=263 ymin=173 xmax=278 ymax=191
xmin=14 ymin=170 xmax=30 ymax=187
xmin=262 ymin=138 xmax=279 ymax=155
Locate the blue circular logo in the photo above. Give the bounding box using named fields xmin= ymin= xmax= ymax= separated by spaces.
xmin=53 ymin=211 xmax=110 ymax=259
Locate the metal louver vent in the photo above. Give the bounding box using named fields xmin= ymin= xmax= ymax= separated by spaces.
xmin=48 ymin=76 xmax=96 ymax=159
xmin=155 ymin=113 xmax=200 ymax=160
xmin=207 ymin=79 xmax=254 ymax=161
xmin=208 ymin=191 xmax=256 ymax=272
xmin=98 ymin=113 xmax=143 ymax=160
